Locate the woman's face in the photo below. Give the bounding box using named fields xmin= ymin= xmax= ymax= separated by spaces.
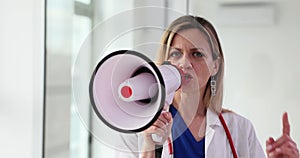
xmin=167 ymin=28 xmax=219 ymax=93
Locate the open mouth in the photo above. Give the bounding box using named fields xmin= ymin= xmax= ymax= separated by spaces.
xmin=182 ymin=73 xmax=193 ymax=83
xmin=183 ymin=73 xmax=193 ymax=79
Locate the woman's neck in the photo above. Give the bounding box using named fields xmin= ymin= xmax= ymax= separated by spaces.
xmin=172 ymin=90 xmax=207 ymax=141
xmin=172 ymin=90 xmax=206 ymax=123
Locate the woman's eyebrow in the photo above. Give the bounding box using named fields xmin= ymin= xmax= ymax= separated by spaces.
xmin=170 ymin=47 xmax=182 ymax=52
xmin=190 ymin=47 xmax=205 ymax=51
xmin=170 ymin=47 xmax=206 ymax=52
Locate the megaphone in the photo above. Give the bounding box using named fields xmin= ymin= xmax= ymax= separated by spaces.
xmin=89 ymin=50 xmax=181 ymax=135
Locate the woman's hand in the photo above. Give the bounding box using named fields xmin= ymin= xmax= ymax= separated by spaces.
xmin=266 ymin=112 xmax=299 ymax=158
xmin=142 ymin=112 xmax=173 ymax=151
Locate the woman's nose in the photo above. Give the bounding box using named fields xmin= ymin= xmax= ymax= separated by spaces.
xmin=178 ymin=56 xmax=192 ymax=70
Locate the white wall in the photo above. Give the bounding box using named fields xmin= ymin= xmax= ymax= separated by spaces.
xmin=0 ymin=0 xmax=44 ymax=158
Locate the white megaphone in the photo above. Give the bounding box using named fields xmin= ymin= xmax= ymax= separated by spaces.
xmin=89 ymin=50 xmax=181 ymax=142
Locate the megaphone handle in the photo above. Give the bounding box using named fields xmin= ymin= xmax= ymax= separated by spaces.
xmin=151 ymin=103 xmax=170 ymax=143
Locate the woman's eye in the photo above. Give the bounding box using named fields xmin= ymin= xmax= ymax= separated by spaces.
xmin=192 ymin=51 xmax=204 ymax=57
xmin=169 ymin=51 xmax=182 ymax=57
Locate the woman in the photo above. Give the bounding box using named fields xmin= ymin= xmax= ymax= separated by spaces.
xmin=116 ymin=15 xmax=299 ymax=158
xmin=141 ymin=15 xmax=264 ymax=158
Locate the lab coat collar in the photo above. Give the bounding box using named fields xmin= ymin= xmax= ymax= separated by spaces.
xmin=165 ymin=108 xmax=223 ymax=157
xmin=205 ymin=108 xmax=221 ymax=154
xmin=206 ymin=108 xmax=222 ymax=127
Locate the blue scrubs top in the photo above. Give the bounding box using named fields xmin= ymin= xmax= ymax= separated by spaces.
xmin=169 ymin=105 xmax=205 ymax=158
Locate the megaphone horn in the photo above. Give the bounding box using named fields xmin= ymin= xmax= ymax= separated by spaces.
xmin=89 ymin=50 xmax=181 ymax=133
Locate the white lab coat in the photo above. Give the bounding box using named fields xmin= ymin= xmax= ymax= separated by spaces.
xmin=115 ymin=108 xmax=266 ymax=158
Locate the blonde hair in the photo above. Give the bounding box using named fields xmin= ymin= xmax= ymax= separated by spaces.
xmin=156 ymin=15 xmax=224 ymax=113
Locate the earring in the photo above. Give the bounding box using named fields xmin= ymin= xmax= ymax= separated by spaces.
xmin=210 ymin=76 xmax=217 ymax=96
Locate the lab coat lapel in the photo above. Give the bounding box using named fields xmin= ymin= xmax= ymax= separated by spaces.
xmin=205 ymin=108 xmax=221 ymax=154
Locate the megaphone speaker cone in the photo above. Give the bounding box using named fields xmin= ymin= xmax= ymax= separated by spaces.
xmin=89 ymin=50 xmax=166 ymax=133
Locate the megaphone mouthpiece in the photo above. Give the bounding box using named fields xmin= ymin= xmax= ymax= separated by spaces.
xmin=118 ymin=72 xmax=158 ymax=102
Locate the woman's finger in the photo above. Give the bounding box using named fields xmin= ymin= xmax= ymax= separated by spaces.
xmin=282 ymin=112 xmax=290 ymax=136
xmin=266 ymin=137 xmax=275 ymax=153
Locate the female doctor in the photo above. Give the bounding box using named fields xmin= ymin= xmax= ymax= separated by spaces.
xmin=141 ymin=15 xmax=264 ymax=158
xmin=116 ymin=15 xmax=299 ymax=158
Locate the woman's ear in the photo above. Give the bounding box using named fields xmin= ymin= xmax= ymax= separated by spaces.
xmin=211 ymin=57 xmax=220 ymax=76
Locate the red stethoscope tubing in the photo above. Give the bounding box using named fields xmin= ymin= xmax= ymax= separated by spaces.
xmin=166 ymin=113 xmax=238 ymax=158
xmin=219 ymin=113 xmax=238 ymax=158
xmin=167 ymin=137 xmax=173 ymax=155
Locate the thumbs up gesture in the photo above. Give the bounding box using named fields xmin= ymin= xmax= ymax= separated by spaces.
xmin=266 ymin=112 xmax=299 ymax=158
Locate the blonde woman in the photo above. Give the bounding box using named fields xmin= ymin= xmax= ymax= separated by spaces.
xmin=116 ymin=15 xmax=299 ymax=158
xmin=142 ymin=15 xmax=264 ymax=158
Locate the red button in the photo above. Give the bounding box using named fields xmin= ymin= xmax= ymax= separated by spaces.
xmin=121 ymin=86 xmax=132 ymax=98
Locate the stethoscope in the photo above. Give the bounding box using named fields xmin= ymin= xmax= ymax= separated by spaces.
xmin=164 ymin=113 xmax=238 ymax=158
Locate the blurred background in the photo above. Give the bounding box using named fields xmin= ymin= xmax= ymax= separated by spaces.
xmin=1 ymin=0 xmax=300 ymax=158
